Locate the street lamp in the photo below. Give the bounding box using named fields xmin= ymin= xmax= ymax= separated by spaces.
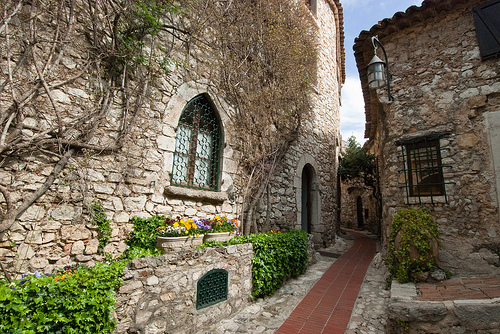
xmin=367 ymin=36 xmax=393 ymax=101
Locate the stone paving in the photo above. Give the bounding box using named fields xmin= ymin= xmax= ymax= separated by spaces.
xmin=202 ymin=232 xmax=391 ymax=333
xmin=345 ymin=252 xmax=390 ymax=334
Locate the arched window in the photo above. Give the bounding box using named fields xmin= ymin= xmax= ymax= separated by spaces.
xmin=171 ymin=95 xmax=222 ymax=191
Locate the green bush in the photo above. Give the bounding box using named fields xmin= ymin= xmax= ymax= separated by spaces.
xmin=200 ymin=229 xmax=309 ymax=298
xmin=0 ymin=261 xmax=125 ymax=334
xmin=122 ymin=215 xmax=165 ymax=259
xmin=386 ymin=207 xmax=440 ymax=283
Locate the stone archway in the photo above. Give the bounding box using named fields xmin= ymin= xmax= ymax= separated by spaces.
xmin=295 ymin=155 xmax=321 ymax=242
xmin=301 ymin=164 xmax=314 ymax=233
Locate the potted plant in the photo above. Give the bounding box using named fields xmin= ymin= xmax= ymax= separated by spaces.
xmin=157 ymin=217 xmax=207 ymax=253
xmin=203 ymin=216 xmax=239 ymax=242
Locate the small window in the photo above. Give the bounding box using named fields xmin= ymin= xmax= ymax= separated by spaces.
xmin=405 ymin=139 xmax=444 ymax=197
xmin=171 ymin=95 xmax=222 ymax=191
xmin=397 ymin=136 xmax=449 ymax=204
xmin=473 ymin=0 xmax=500 ymax=60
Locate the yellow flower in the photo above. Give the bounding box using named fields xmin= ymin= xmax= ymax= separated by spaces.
xmin=173 ymin=222 xmax=179 ymax=227
xmin=215 ymin=216 xmax=220 ymax=220
xmin=192 ymin=223 xmax=197 ymax=229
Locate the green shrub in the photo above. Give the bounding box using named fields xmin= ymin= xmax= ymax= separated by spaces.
xmin=122 ymin=215 xmax=165 ymax=259
xmin=386 ymin=207 xmax=440 ymax=283
xmin=200 ymin=229 xmax=309 ymax=298
xmin=0 ymin=261 xmax=125 ymax=334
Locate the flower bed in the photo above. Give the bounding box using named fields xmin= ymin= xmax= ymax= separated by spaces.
xmin=123 ymin=215 xmax=239 ymax=257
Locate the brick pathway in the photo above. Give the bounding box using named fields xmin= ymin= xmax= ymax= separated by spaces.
xmin=276 ymin=232 xmax=376 ymax=334
xmin=416 ymin=276 xmax=500 ymax=301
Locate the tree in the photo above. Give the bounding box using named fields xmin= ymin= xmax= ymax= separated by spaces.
xmin=338 ymin=136 xmax=375 ymax=186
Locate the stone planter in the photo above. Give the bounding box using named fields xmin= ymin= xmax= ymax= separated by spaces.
xmin=157 ymin=236 xmax=189 ymax=253
xmin=204 ymin=232 xmax=233 ymax=242
xmin=188 ymin=235 xmax=205 ymax=248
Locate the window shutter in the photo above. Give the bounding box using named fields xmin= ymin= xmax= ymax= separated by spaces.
xmin=473 ymin=0 xmax=500 ymax=60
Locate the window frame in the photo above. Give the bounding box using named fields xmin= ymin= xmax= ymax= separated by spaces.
xmin=171 ymin=94 xmax=222 ymax=191
xmin=397 ymin=135 xmax=450 ymax=205
xmin=405 ymin=139 xmax=445 ymax=197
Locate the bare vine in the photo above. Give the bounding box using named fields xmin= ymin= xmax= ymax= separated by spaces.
xmin=0 ymin=0 xmax=318 ymax=280
xmin=184 ymin=0 xmax=318 ymax=233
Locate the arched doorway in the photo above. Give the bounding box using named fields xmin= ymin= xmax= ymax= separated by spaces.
xmin=356 ymin=196 xmax=364 ymax=228
xmin=301 ymin=164 xmax=315 ymax=233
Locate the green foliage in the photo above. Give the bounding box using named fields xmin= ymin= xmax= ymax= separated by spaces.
xmin=397 ymin=319 xmax=410 ymax=332
xmin=199 ymin=230 xmax=309 ymax=298
xmin=89 ymin=201 xmax=112 ymax=253
xmin=386 ymin=207 xmax=440 ymax=283
xmin=105 ymin=0 xmax=184 ymax=78
xmin=0 ymin=261 xmax=125 ymax=334
xmin=122 ymin=215 xmax=165 ymax=259
xmin=338 ymin=136 xmax=375 ymax=183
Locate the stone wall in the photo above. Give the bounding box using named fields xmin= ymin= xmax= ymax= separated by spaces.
xmin=340 ymin=179 xmax=379 ymax=235
xmin=0 ymin=0 xmax=343 ymax=277
xmin=254 ymin=0 xmax=343 ymax=247
xmin=361 ymin=0 xmax=500 ymax=275
xmin=113 ymin=243 xmax=253 ymax=334
xmin=388 ymin=280 xmax=500 ymax=334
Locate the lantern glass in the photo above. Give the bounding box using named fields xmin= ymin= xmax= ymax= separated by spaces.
xmin=367 ymin=55 xmax=387 ymax=89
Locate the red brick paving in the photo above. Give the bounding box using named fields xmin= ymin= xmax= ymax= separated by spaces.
xmin=416 ymin=276 xmax=500 ymax=301
xmin=276 ymin=231 xmax=376 ymax=334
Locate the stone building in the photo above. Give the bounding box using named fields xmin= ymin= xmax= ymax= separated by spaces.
xmin=340 ymin=177 xmax=380 ymax=234
xmin=353 ymin=0 xmax=500 ymax=275
xmin=0 ymin=0 xmax=344 ymax=276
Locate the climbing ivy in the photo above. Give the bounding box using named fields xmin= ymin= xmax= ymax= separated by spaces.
xmin=89 ymin=201 xmax=113 ymax=253
xmin=386 ymin=207 xmax=440 ymax=283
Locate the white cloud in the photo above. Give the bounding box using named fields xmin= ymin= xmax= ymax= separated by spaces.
xmin=340 ymin=75 xmax=366 ymax=144
xmin=341 ymin=0 xmax=371 ymax=10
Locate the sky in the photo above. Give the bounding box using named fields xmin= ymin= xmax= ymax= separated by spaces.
xmin=339 ymin=0 xmax=423 ymax=144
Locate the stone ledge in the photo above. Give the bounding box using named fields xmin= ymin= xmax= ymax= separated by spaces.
xmin=389 ymin=280 xmax=500 ymax=332
xmin=163 ymin=186 xmax=228 ymax=203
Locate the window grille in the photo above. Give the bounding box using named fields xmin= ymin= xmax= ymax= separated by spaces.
xmin=397 ymin=135 xmax=451 ymax=204
xmin=171 ymin=95 xmax=222 ymax=191
xmin=196 ymin=269 xmax=228 ymax=309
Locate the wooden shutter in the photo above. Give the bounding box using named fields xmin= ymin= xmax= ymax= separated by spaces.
xmin=473 ymin=0 xmax=500 ymax=60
